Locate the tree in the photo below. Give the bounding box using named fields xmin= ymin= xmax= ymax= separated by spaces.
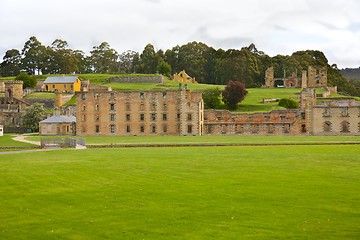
xmin=22 ymin=103 xmax=46 ymax=132
xmin=15 ymin=72 xmax=36 ymax=89
xmin=222 ymin=80 xmax=248 ymax=110
xmin=45 ymin=39 xmax=79 ymax=74
xmin=118 ymin=50 xmax=137 ymax=73
xmin=21 ymin=36 xmax=47 ymax=75
xmin=90 ymin=42 xmax=119 ymax=73
xmin=202 ymin=88 xmax=222 ymax=109
xmin=139 ymin=44 xmax=157 ymax=73
xmin=0 ymin=49 xmax=21 ymax=76
xmin=156 ymin=60 xmax=172 ymax=77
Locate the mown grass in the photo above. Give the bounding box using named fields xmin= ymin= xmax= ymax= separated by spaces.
xmin=0 ymin=145 xmax=359 ymax=239
xmin=0 ymin=134 xmax=36 ymax=148
xmin=24 ymin=92 xmax=55 ymax=99
xmin=26 ymin=134 xmax=360 ymax=145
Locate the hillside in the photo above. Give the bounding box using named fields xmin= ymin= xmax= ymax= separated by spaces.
xmin=341 ymin=67 xmax=360 ymax=80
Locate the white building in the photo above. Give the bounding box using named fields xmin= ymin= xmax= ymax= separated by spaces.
xmin=0 ymin=125 xmax=3 ymax=136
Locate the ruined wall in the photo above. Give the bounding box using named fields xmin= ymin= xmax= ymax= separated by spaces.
xmin=264 ymin=67 xmax=274 ymax=87
xmin=203 ymin=109 xmax=306 ymax=136
xmin=312 ymin=99 xmax=360 ymax=135
xmin=109 ymin=75 xmax=164 ymax=84
xmin=307 ymin=66 xmax=327 ymax=88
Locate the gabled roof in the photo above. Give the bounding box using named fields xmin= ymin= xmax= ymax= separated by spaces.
xmin=40 ymin=115 xmax=76 ymax=124
xmin=44 ymin=76 xmax=79 ymax=84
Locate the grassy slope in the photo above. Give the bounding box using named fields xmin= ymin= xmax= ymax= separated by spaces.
xmin=24 ymin=92 xmax=55 ymax=99
xmin=0 ymin=145 xmax=359 ymax=239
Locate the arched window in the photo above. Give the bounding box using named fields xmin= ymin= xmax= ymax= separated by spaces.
xmin=323 ymin=121 xmax=332 ymax=132
xmin=340 ymin=121 xmax=350 ymax=133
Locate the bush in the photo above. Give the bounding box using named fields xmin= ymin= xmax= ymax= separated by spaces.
xmin=278 ymin=98 xmax=298 ymax=109
xmin=203 ymin=88 xmax=222 ymax=109
xmin=15 ymin=72 xmax=37 ymax=89
xmin=222 ymin=80 xmax=248 ymax=110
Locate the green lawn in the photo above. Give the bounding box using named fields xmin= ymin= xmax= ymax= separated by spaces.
xmin=0 ymin=134 xmax=35 ymax=147
xmin=26 ymin=135 xmax=360 ymax=146
xmin=0 ymin=145 xmax=359 ymax=239
xmin=24 ymin=92 xmax=55 ymax=99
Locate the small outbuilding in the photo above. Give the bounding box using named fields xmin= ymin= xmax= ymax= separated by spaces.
xmin=43 ymin=76 xmax=81 ymax=92
xmin=39 ymin=115 xmax=76 ymax=136
xmin=0 ymin=125 xmax=3 ymax=136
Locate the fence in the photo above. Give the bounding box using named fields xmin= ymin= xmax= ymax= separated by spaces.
xmin=40 ymin=137 xmax=86 ymax=149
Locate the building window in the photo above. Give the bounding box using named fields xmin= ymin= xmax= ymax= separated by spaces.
xmin=94 ymin=94 xmax=99 ymax=100
xmin=150 ymin=103 xmax=156 ymax=111
xmin=110 ymin=103 xmax=115 ymax=111
xmin=187 ymin=125 xmax=193 ymax=134
xmin=151 ymin=113 xmax=156 ymax=121
xmin=140 ymin=92 xmax=144 ymax=99
xmin=222 ymin=125 xmax=227 ymax=134
xmin=126 ymin=125 xmax=131 ymax=133
xmin=162 ymin=114 xmax=167 ymax=121
xmin=264 ymin=115 xmax=270 ymax=121
xmin=126 ymin=102 xmax=131 ymax=111
xmin=140 ymin=103 xmax=145 ymax=111
xmin=163 ymin=124 xmax=168 ymax=133
xmin=52 ymin=84 xmax=55 ymax=88
xmin=81 ymin=93 xmax=86 ymax=100
xmin=82 ymin=105 xmax=86 ymax=111
xmin=280 ymin=115 xmax=285 ymax=121
xmin=95 ymin=104 xmax=99 ymax=111
xmin=163 ymin=103 xmax=167 ymax=111
xmin=187 ymin=113 xmax=192 ymax=121
xmin=95 ymin=125 xmax=100 ymax=133
xmin=301 ymin=112 xmax=306 ymax=120
xmin=95 ymin=115 xmax=100 ymax=122
xmin=110 ymin=114 xmax=116 ymax=121
xmin=207 ymin=125 xmax=212 ymax=134
xmin=140 ymin=114 xmax=145 ymax=121
xmin=340 ymin=121 xmax=350 ymax=133
xmin=110 ymin=92 xmax=115 ymax=99
xmin=301 ymin=124 xmax=306 ymax=133
xmin=140 ymin=125 xmax=145 ymax=133
xmin=341 ymin=107 xmax=349 ymax=117
xmin=63 ymin=84 xmax=66 ymax=89
xmin=110 ymin=124 xmax=116 ymax=133
xmin=81 ymin=126 xmax=86 ymax=133
xmin=267 ymin=124 xmax=274 ymax=134
xmin=162 ymin=92 xmax=167 ymax=98
xmin=323 ymin=108 xmax=331 ymax=117
xmin=81 ymin=115 xmax=86 ymax=122
xmin=126 ymin=114 xmax=131 ymax=121
xmin=283 ymin=124 xmax=290 ymax=133
xmin=177 ymin=113 xmax=181 ymax=121
xmin=151 ymin=125 xmax=156 ymax=133
xmin=323 ymin=121 xmax=332 ymax=132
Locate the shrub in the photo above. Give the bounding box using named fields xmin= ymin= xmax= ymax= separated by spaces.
xmin=278 ymin=98 xmax=298 ymax=109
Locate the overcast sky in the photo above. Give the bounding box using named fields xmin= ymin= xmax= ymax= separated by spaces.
xmin=0 ymin=0 xmax=359 ymax=68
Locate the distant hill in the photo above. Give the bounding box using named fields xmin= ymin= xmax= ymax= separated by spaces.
xmin=340 ymin=67 xmax=360 ymax=80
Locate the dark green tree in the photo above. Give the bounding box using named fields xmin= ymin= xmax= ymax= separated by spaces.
xmin=139 ymin=44 xmax=157 ymax=74
xmin=222 ymin=80 xmax=248 ymax=110
xmin=21 ymin=36 xmax=47 ymax=75
xmin=119 ymin=50 xmax=137 ymax=73
xmin=90 ymin=42 xmax=119 ymax=73
xmin=156 ymin=60 xmax=172 ymax=77
xmin=202 ymin=88 xmax=222 ymax=109
xmin=15 ymin=72 xmax=36 ymax=89
xmin=45 ymin=39 xmax=79 ymax=74
xmin=0 ymin=49 xmax=21 ymax=77
xmin=22 ymin=103 xmax=46 ymax=132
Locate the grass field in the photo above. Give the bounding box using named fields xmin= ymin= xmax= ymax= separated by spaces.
xmin=0 ymin=145 xmax=359 ymax=239
xmin=26 ymin=134 xmax=360 ymax=146
xmin=24 ymin=92 xmax=56 ymax=99
xmin=0 ymin=134 xmax=35 ymax=147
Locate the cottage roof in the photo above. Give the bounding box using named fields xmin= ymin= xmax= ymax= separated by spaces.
xmin=44 ymin=76 xmax=79 ymax=84
xmin=40 ymin=115 xmax=76 ymax=123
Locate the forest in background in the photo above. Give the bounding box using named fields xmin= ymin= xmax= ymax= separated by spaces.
xmin=1 ymin=36 xmax=359 ymax=96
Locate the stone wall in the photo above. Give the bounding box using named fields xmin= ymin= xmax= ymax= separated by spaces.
xmin=109 ymin=75 xmax=164 ymax=84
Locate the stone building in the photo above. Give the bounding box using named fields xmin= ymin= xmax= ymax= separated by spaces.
xmin=0 ymin=81 xmax=30 ymax=133
xmin=173 ymin=70 xmax=197 ymax=83
xmin=39 ymin=115 xmax=76 ymax=136
xmin=264 ymin=66 xmax=327 ymax=88
xmin=76 ymin=84 xmax=204 ymax=136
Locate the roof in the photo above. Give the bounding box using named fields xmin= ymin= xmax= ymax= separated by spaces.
xmin=40 ymin=115 xmax=76 ymax=124
xmin=44 ymin=76 xmax=79 ymax=84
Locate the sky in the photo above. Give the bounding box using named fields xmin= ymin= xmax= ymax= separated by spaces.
xmin=0 ymin=0 xmax=359 ymax=68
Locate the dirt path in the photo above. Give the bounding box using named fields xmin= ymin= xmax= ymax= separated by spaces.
xmin=12 ymin=134 xmax=40 ymax=146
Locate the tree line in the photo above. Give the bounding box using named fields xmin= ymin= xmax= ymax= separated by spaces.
xmin=1 ymin=36 xmax=359 ymax=96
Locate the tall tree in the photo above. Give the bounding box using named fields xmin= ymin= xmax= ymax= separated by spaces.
xmin=118 ymin=50 xmax=137 ymax=73
xmin=0 ymin=49 xmax=21 ymax=76
xmin=45 ymin=39 xmax=79 ymax=74
xmin=90 ymin=42 xmax=119 ymax=73
xmin=222 ymin=80 xmax=248 ymax=110
xmin=139 ymin=44 xmax=157 ymax=74
xmin=21 ymin=36 xmax=47 ymax=75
